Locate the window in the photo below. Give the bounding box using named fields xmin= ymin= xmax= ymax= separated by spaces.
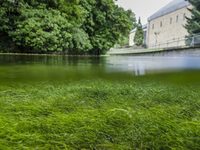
xmin=152 ymin=24 xmax=154 ymax=29
xmin=170 ymin=18 xmax=173 ymax=24
xmin=160 ymin=21 xmax=162 ymax=27
xmin=183 ymin=13 xmax=186 ymax=20
xmin=176 ymin=15 xmax=179 ymax=22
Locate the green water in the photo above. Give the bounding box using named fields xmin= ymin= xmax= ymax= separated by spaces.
xmin=0 ymin=54 xmax=200 ymax=84
xmin=0 ymin=54 xmax=200 ymax=149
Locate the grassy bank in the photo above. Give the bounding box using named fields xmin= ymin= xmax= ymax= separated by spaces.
xmin=0 ymin=77 xmax=200 ymax=149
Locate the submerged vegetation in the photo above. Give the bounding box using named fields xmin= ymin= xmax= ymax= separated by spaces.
xmin=0 ymin=72 xmax=200 ymax=149
xmin=0 ymin=0 xmax=135 ymax=55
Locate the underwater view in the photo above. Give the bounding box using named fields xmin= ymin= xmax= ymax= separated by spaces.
xmin=0 ymin=54 xmax=200 ymax=149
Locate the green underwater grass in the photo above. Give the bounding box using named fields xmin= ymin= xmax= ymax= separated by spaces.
xmin=0 ymin=76 xmax=200 ymax=149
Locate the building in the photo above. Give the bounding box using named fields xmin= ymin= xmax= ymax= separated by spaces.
xmin=129 ymin=24 xmax=147 ymax=47
xmin=147 ymin=0 xmax=192 ymax=48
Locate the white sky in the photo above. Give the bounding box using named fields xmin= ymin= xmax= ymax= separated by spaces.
xmin=116 ymin=0 xmax=172 ymax=24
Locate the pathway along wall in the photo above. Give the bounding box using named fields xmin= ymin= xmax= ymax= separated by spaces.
xmin=108 ymin=47 xmax=200 ymax=57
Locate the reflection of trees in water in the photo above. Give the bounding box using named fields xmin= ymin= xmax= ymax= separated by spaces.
xmin=0 ymin=55 xmax=148 ymax=76
xmin=67 ymin=57 xmax=79 ymax=66
xmin=0 ymin=55 xmax=42 ymax=65
xmin=0 ymin=55 xmax=106 ymax=72
xmin=0 ymin=55 xmax=77 ymax=66
xmin=0 ymin=55 xmax=58 ymax=65
xmin=90 ymin=56 xmax=101 ymax=65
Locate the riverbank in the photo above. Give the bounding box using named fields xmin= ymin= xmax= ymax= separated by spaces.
xmin=0 ymin=52 xmax=109 ymax=57
xmin=0 ymin=72 xmax=200 ymax=149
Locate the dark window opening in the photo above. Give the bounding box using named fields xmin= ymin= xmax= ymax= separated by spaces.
xmin=176 ymin=15 xmax=179 ymax=22
xmin=183 ymin=13 xmax=186 ymax=20
xmin=170 ymin=18 xmax=173 ymax=24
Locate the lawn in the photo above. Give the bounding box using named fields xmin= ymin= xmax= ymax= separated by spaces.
xmin=0 ymin=73 xmax=200 ymax=149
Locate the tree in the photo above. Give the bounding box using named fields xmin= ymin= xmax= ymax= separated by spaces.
xmin=0 ymin=0 xmax=91 ymax=53
xmin=80 ymin=0 xmax=135 ymax=54
xmin=11 ymin=8 xmax=91 ymax=52
xmin=116 ymin=10 xmax=136 ymax=47
xmin=134 ymin=18 xmax=144 ymax=46
xmin=0 ymin=0 xmax=135 ymax=55
xmin=185 ymin=0 xmax=200 ymax=35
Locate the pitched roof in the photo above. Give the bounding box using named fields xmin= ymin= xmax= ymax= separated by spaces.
xmin=148 ymin=0 xmax=190 ymax=21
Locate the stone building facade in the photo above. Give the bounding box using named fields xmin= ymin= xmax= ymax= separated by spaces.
xmin=147 ymin=0 xmax=191 ymax=48
xmin=129 ymin=29 xmax=136 ymax=46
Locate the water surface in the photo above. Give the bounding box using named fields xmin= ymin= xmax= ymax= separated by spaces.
xmin=0 ymin=54 xmax=200 ymax=83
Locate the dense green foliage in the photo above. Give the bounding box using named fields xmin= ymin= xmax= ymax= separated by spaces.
xmin=134 ymin=18 xmax=144 ymax=46
xmin=0 ymin=78 xmax=200 ymax=149
xmin=185 ymin=0 xmax=200 ymax=35
xmin=0 ymin=0 xmax=135 ymax=54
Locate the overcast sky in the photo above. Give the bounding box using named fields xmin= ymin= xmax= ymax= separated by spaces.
xmin=116 ymin=0 xmax=172 ymax=24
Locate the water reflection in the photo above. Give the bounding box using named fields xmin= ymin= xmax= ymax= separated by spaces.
xmin=105 ymin=56 xmax=200 ymax=75
xmin=0 ymin=55 xmax=200 ymax=78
